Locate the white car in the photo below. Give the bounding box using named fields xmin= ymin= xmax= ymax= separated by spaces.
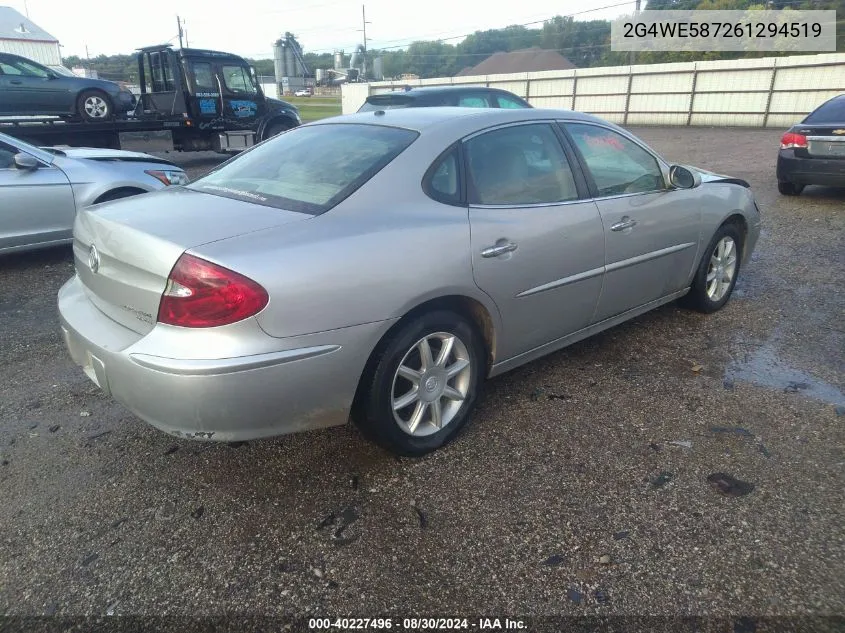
xmin=293 ymin=89 xmax=311 ymax=97
xmin=0 ymin=132 xmax=188 ymax=255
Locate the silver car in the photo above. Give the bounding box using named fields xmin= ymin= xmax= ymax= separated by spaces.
xmin=58 ymin=108 xmax=761 ymax=456
xmin=0 ymin=132 xmax=188 ymax=255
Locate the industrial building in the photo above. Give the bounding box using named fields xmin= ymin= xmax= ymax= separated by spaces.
xmin=0 ymin=5 xmax=61 ymax=65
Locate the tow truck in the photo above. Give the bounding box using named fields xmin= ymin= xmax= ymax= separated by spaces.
xmin=0 ymin=45 xmax=301 ymax=153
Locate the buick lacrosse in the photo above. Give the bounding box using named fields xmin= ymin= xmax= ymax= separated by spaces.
xmin=59 ymin=107 xmax=761 ymax=455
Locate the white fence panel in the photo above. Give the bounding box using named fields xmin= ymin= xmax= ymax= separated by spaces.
xmin=342 ymin=53 xmax=845 ymax=127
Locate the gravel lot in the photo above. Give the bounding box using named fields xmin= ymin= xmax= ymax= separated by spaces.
xmin=0 ymin=127 xmax=843 ymax=629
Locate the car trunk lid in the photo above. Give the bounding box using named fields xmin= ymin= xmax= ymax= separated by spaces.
xmin=72 ymin=187 xmax=310 ymax=335
xmin=792 ymin=123 xmax=845 ymax=158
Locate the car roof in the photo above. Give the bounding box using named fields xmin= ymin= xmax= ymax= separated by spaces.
xmin=309 ymin=106 xmax=608 ymax=134
xmin=367 ymin=85 xmax=519 ymax=98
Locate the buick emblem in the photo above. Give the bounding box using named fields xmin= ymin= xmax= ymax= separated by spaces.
xmin=88 ymin=245 xmax=101 ymax=274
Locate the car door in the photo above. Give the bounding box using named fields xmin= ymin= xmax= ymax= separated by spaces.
xmin=561 ymin=122 xmax=702 ymax=322
xmin=0 ymin=57 xmax=65 ymax=114
xmin=463 ymin=122 xmax=605 ymax=361
xmin=0 ymin=58 xmax=26 ymax=113
xmin=0 ymin=140 xmax=76 ymax=252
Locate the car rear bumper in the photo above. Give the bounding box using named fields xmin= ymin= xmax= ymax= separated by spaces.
xmin=777 ymin=150 xmax=845 ymax=187
xmin=58 ymin=275 xmax=393 ymax=442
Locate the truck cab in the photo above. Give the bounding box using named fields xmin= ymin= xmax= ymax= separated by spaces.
xmin=136 ymin=45 xmax=300 ymax=152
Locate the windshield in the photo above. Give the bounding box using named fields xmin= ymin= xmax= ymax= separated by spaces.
xmin=190 ymin=123 xmax=419 ymax=214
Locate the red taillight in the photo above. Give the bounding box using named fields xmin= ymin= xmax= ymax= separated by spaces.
xmin=780 ymin=132 xmax=808 ymax=149
xmin=157 ymin=254 xmax=269 ymax=328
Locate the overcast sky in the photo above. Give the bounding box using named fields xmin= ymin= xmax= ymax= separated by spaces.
xmin=11 ymin=0 xmax=639 ymax=60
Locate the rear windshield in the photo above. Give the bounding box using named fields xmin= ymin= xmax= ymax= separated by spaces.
xmin=803 ymin=96 xmax=845 ymax=124
xmin=190 ymin=124 xmax=418 ymax=214
xmin=358 ymin=95 xmax=415 ymax=112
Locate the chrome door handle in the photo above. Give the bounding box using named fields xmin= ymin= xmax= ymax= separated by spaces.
xmin=481 ymin=241 xmax=518 ymax=258
xmin=611 ymin=217 xmax=637 ymax=232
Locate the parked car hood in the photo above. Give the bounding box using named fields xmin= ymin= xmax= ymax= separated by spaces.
xmin=691 ymin=166 xmax=751 ymax=188
xmin=265 ymin=97 xmax=299 ymax=114
xmin=40 ymin=146 xmax=177 ymax=166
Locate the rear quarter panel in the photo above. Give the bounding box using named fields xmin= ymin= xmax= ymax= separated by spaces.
xmin=190 ymin=147 xmax=504 ymax=343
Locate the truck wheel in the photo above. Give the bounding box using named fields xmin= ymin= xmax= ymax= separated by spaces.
xmin=264 ymin=121 xmax=292 ymax=140
xmin=77 ymin=90 xmax=113 ymax=122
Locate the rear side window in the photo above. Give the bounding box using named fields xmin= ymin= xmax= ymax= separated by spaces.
xmin=192 ymin=124 xmax=418 ymax=214
xmin=458 ymin=94 xmax=490 ymax=108
xmin=803 ymin=96 xmax=845 ymax=124
xmin=496 ymin=94 xmax=529 ymax=109
xmin=358 ymin=95 xmax=414 ymax=112
xmin=424 ymin=146 xmax=461 ymax=204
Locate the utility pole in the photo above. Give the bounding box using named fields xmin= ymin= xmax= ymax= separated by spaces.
xmin=628 ymin=0 xmax=641 ymax=67
xmin=177 ymin=15 xmax=184 ymax=49
xmin=361 ymin=5 xmax=371 ymax=79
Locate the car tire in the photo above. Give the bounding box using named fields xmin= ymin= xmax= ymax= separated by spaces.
xmin=777 ymin=181 xmax=804 ymax=196
xmin=352 ymin=310 xmax=486 ymax=457
xmin=681 ymin=223 xmax=743 ymax=314
xmin=263 ymin=121 xmax=292 ymax=140
xmin=77 ymin=90 xmax=113 ymax=122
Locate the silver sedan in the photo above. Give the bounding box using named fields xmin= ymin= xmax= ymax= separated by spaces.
xmin=58 ymin=108 xmax=761 ymax=456
xmin=0 ymin=132 xmax=188 ymax=255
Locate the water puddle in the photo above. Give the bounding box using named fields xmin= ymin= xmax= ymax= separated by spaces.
xmin=725 ymin=340 xmax=845 ymax=406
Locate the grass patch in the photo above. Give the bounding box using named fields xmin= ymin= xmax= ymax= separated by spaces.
xmin=285 ymin=96 xmax=340 ymax=107
xmin=297 ymin=103 xmax=343 ymax=122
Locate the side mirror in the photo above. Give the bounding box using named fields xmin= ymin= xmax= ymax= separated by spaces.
xmin=669 ymin=164 xmax=701 ymax=189
xmin=14 ymin=153 xmax=40 ymax=171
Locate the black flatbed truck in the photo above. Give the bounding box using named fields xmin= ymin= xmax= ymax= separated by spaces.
xmin=0 ymin=45 xmax=301 ymax=153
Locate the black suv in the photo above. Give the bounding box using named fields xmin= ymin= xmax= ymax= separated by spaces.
xmin=357 ymin=86 xmax=532 ymax=112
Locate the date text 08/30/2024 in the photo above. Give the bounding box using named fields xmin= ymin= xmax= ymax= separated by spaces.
xmin=308 ymin=618 xmax=528 ymax=630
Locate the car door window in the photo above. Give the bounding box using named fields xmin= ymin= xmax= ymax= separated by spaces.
xmin=465 ymin=123 xmax=579 ymax=205
xmin=191 ymin=62 xmax=215 ymax=91
xmin=458 ymin=94 xmax=490 ymax=108
xmin=16 ymin=60 xmax=50 ymax=78
xmin=0 ymin=142 xmax=16 ymax=169
xmin=565 ymin=123 xmax=665 ymax=197
xmin=496 ymin=94 xmax=528 ymax=109
xmin=222 ymin=65 xmax=257 ymax=95
xmin=0 ymin=61 xmax=23 ymax=75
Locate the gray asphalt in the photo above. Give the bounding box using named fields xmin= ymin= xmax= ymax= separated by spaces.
xmin=0 ymin=127 xmax=843 ymax=625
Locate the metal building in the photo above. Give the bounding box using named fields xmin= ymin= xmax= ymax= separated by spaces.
xmin=0 ymin=6 xmax=61 ymax=65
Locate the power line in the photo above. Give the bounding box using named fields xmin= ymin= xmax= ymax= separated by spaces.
xmin=303 ymin=1 xmax=640 ymax=54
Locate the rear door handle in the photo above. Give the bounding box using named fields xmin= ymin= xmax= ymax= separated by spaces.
xmin=611 ymin=216 xmax=637 ymax=232
xmin=481 ymin=241 xmax=518 ymax=258
xmin=9 ymin=80 xmax=23 ymax=85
